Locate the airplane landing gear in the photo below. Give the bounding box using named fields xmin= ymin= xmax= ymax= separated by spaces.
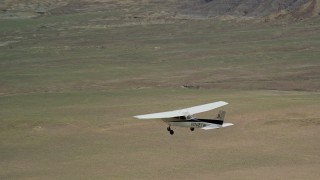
xmin=167 ymin=126 xmax=174 ymax=135
xmin=190 ymin=127 xmax=195 ymax=131
xmin=170 ymin=130 xmax=174 ymax=135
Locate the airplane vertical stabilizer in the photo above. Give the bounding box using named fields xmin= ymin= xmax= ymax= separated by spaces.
xmin=216 ymin=110 xmax=226 ymax=121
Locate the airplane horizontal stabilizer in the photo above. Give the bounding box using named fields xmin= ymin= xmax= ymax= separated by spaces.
xmin=201 ymin=123 xmax=234 ymax=130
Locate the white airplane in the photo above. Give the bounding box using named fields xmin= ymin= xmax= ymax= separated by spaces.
xmin=134 ymin=101 xmax=233 ymax=135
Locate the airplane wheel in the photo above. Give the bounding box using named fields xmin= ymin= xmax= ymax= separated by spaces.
xmin=190 ymin=127 xmax=195 ymax=131
xmin=169 ymin=130 xmax=174 ymax=135
xmin=167 ymin=127 xmax=171 ymax=131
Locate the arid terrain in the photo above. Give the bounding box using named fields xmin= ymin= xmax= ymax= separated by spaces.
xmin=0 ymin=0 xmax=320 ymax=179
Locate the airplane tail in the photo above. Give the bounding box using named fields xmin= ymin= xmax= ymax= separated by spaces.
xmin=216 ymin=110 xmax=226 ymax=121
xmin=216 ymin=111 xmax=233 ymax=127
xmin=201 ymin=111 xmax=233 ymax=129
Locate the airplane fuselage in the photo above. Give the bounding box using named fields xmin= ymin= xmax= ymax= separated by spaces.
xmin=162 ymin=118 xmax=223 ymax=129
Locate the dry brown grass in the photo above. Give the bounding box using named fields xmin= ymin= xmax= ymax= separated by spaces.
xmin=1 ymin=90 xmax=319 ymax=179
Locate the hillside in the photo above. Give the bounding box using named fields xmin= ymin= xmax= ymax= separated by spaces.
xmin=1 ymin=0 xmax=320 ymax=20
xmin=181 ymin=0 xmax=309 ymax=16
xmin=1 ymin=0 xmax=320 ymax=179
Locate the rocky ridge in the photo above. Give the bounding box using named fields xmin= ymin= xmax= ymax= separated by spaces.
xmin=0 ymin=0 xmax=319 ymax=20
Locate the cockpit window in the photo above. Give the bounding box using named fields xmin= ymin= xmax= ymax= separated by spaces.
xmin=174 ymin=115 xmax=193 ymax=120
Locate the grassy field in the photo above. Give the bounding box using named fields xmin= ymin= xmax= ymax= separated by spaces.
xmin=0 ymin=7 xmax=320 ymax=179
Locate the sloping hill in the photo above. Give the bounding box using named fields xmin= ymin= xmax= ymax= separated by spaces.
xmin=1 ymin=0 xmax=319 ymax=20
xmin=180 ymin=0 xmax=317 ymax=17
xmin=266 ymin=0 xmax=320 ymax=20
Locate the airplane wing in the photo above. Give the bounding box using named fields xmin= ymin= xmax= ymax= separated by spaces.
xmin=201 ymin=123 xmax=234 ymax=130
xmin=134 ymin=101 xmax=228 ymax=119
